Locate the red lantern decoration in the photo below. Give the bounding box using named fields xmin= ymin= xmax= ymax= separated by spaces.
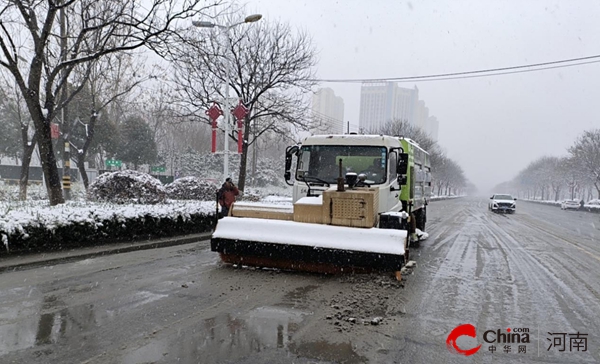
xmin=231 ymin=101 xmax=248 ymax=154
xmin=206 ymin=103 xmax=223 ymax=153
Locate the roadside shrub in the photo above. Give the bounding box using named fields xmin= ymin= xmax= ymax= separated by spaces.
xmin=1 ymin=212 xmax=216 ymax=254
xmin=238 ymin=187 xmax=261 ymax=202
xmin=165 ymin=176 xmax=219 ymax=201
xmin=88 ymin=170 xmax=166 ymax=204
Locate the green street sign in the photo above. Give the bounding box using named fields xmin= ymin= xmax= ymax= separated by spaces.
xmin=105 ymin=159 xmax=122 ymax=167
xmin=151 ymin=166 xmax=166 ymax=173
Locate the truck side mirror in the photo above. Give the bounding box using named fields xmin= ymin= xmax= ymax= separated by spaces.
xmin=284 ymin=145 xmax=299 ymax=184
xmin=397 ymin=153 xmax=408 ymax=175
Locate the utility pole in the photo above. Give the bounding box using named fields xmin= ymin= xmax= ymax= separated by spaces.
xmin=251 ymin=123 xmax=257 ymax=186
xmin=60 ymin=4 xmax=71 ymax=199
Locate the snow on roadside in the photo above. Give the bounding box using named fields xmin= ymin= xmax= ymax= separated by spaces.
xmin=0 ymin=200 xmax=215 ymax=250
xmin=415 ymin=228 xmax=429 ymax=240
xmin=429 ymin=195 xmax=463 ymax=201
xmin=260 ymin=195 xmax=293 ymax=205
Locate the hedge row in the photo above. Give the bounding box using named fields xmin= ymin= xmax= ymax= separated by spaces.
xmin=1 ymin=212 xmax=217 ymax=255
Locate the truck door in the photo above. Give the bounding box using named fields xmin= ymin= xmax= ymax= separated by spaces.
xmin=388 ymin=151 xmax=401 ymax=211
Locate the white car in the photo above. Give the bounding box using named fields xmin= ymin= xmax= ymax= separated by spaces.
xmin=561 ymin=199 xmax=581 ymax=210
xmin=587 ymin=199 xmax=600 ymax=206
xmin=489 ymin=194 xmax=517 ymax=213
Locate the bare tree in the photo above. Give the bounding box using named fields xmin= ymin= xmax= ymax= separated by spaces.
xmin=133 ymin=82 xmax=211 ymax=170
xmin=546 ymin=156 xmax=569 ymax=201
xmin=503 ymin=155 xmax=577 ymax=201
xmin=0 ymin=76 xmax=37 ymax=200
xmin=169 ymin=12 xmax=317 ymax=190
xmin=569 ymin=129 xmax=600 ymax=199
xmin=372 ymin=118 xmax=462 ymax=193
xmin=437 ymin=158 xmax=466 ymax=196
xmin=0 ymin=0 xmax=219 ymax=205
xmin=69 ymin=53 xmax=152 ymax=189
xmin=374 ymin=119 xmax=438 ymax=154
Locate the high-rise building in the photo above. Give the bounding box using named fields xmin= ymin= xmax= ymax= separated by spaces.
xmin=415 ymin=100 xmax=429 ymax=131
xmin=359 ymin=82 xmax=439 ymax=142
xmin=311 ymin=88 xmax=345 ymax=134
xmin=426 ymin=116 xmax=439 ymax=142
xmin=359 ymin=82 xmax=419 ymax=132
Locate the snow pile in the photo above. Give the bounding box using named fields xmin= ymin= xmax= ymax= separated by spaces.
xmin=213 ymin=217 xmax=406 ymax=255
xmin=165 ymin=176 xmax=219 ymax=200
xmin=88 ymin=170 xmax=166 ymax=204
xmin=415 ymin=228 xmax=429 ymax=240
xmin=295 ymin=196 xmax=323 ymax=205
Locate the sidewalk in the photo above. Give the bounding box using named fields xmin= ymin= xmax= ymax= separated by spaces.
xmin=0 ymin=232 xmax=213 ymax=273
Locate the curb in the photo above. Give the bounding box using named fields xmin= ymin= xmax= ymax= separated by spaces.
xmin=0 ymin=232 xmax=213 ymax=273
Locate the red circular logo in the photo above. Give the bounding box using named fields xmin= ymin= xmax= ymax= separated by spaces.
xmin=446 ymin=324 xmax=481 ymax=356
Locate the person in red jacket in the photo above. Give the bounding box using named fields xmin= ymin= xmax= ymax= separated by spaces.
xmin=218 ymin=178 xmax=239 ymax=217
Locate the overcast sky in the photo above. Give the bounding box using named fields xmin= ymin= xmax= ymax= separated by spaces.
xmin=239 ymin=0 xmax=600 ymax=194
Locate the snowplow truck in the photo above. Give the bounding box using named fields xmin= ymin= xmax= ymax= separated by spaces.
xmin=211 ymin=134 xmax=432 ymax=278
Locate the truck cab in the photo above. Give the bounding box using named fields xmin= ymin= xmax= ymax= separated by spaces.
xmin=285 ymin=134 xmax=406 ymax=214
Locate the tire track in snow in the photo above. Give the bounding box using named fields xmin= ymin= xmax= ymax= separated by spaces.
xmin=391 ymin=198 xmax=598 ymax=363
xmin=481 ymin=210 xmax=599 ymax=362
xmin=416 ymin=205 xmax=501 ymax=329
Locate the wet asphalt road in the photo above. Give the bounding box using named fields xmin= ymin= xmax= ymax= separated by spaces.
xmin=0 ymin=197 xmax=599 ymax=363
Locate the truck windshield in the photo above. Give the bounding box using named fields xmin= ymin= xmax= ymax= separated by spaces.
xmin=297 ymin=145 xmax=388 ymax=184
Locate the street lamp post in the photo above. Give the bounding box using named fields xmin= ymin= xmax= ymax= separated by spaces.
xmin=192 ymin=14 xmax=262 ymax=180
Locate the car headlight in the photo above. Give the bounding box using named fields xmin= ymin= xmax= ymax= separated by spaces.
xmin=511 ymin=204 xmax=515 ymax=208
xmin=493 ymin=203 xmax=498 ymax=207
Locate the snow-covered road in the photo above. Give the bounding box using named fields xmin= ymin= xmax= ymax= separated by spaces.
xmin=391 ymin=198 xmax=600 ymax=363
xmin=0 ymin=197 xmax=598 ymax=363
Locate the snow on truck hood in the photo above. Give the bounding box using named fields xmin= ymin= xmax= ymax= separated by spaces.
xmin=213 ymin=217 xmax=406 ymax=256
